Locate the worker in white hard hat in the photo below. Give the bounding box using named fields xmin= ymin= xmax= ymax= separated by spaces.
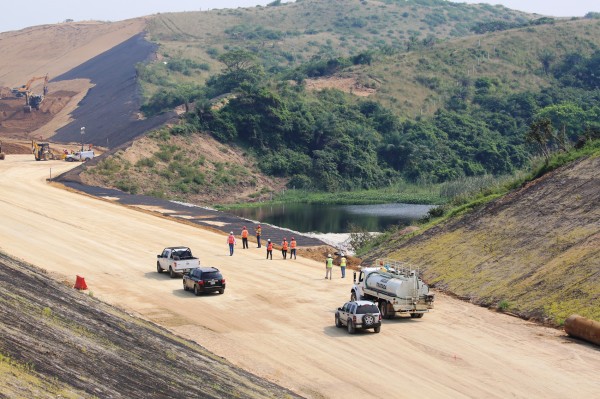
xmin=227 ymin=231 xmax=236 ymax=256
xmin=339 ymin=253 xmax=347 ymax=278
xmin=266 ymin=239 xmax=273 ymax=260
xmin=325 ymin=254 xmax=333 ymax=280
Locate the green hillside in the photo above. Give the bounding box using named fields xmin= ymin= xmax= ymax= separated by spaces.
xmin=84 ymin=1 xmax=600 ymax=203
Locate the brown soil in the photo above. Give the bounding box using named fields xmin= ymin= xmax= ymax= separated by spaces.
xmin=0 ymin=19 xmax=146 ymax=144
xmin=2 ymin=155 xmax=599 ymax=399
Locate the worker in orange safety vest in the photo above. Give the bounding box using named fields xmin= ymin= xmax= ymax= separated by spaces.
xmin=266 ymin=239 xmax=273 ymax=260
xmin=227 ymin=231 xmax=236 ymax=256
xmin=290 ymin=237 xmax=297 ymax=259
xmin=241 ymin=226 xmax=249 ymax=249
xmin=281 ymin=238 xmax=289 ymax=259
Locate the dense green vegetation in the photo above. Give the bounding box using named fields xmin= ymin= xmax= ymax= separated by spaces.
xmin=155 ymin=46 xmax=600 ymax=192
xmin=130 ymin=1 xmax=600 ymax=200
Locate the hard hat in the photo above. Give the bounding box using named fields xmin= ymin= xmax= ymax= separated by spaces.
xmin=268 ymin=239 xmax=271 ymax=242
xmin=328 ymin=254 xmax=332 ymax=257
xmin=258 ymin=225 xmax=261 ymax=227
xmin=283 ymin=237 xmax=287 ymax=240
xmin=243 ymin=226 xmax=247 ymax=229
xmin=230 ymin=231 xmax=233 ymax=234
xmin=291 ymin=236 xmax=295 ymax=239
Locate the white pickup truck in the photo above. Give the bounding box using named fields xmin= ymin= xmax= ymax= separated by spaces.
xmin=66 ymin=150 xmax=95 ymax=162
xmin=156 ymin=246 xmax=199 ymax=278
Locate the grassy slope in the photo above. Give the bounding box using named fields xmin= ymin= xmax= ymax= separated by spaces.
xmin=363 ymin=18 xmax=600 ymax=117
xmin=364 ymin=150 xmax=600 ymax=325
xmin=142 ymin=0 xmax=532 ymax=97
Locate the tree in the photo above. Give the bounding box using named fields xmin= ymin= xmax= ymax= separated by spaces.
xmin=526 ymin=118 xmax=554 ymax=161
xmin=538 ymin=49 xmax=555 ymax=75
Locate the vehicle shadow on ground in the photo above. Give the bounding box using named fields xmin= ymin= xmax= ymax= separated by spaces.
xmin=143 ymin=271 xmax=178 ymax=281
xmin=323 ymin=325 xmax=380 ymax=337
xmin=171 ymin=289 xmax=224 ymax=299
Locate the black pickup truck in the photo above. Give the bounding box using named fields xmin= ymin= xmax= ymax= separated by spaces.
xmin=183 ymin=267 xmax=226 ymax=295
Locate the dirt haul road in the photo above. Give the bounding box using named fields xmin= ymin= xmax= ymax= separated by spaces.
xmin=1 ymin=155 xmax=598 ymax=399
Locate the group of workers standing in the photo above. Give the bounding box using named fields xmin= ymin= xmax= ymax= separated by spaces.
xmin=227 ymin=225 xmax=348 ymax=279
xmin=325 ymin=253 xmax=346 ymax=279
xmin=226 ymin=225 xmax=297 ymax=260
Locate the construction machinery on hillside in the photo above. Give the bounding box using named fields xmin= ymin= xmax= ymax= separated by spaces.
xmin=0 ymin=141 xmax=5 ymax=160
xmin=32 ymin=140 xmax=55 ymax=161
xmin=11 ymin=74 xmax=49 ymax=112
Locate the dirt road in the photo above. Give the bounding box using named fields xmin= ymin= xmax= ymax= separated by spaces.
xmin=1 ymin=155 xmax=598 ymax=399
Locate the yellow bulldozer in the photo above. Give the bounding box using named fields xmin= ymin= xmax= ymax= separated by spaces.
xmin=32 ymin=140 xmax=56 ymax=161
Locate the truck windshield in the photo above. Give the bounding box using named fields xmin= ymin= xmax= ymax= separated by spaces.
xmin=356 ymin=304 xmax=379 ymax=314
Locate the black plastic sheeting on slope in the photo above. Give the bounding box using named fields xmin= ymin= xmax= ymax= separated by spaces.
xmin=61 ymin=182 xmax=326 ymax=248
xmin=51 ymin=33 xmax=174 ymax=148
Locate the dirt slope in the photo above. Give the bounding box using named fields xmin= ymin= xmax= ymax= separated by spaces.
xmin=1 ymin=155 xmax=598 ymax=399
xmin=368 ymin=155 xmax=600 ymax=324
xmin=0 ymin=19 xmax=153 ymax=145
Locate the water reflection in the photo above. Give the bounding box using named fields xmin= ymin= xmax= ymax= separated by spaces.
xmin=227 ymin=203 xmax=433 ymax=233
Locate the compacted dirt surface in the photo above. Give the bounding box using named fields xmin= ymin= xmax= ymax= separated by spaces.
xmin=1 ymin=155 xmax=599 ymax=399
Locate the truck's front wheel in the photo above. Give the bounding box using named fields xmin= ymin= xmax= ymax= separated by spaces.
xmin=194 ymin=285 xmax=201 ymax=296
xmin=350 ymin=291 xmax=357 ymax=301
xmin=410 ymin=313 xmax=424 ymax=318
xmin=157 ymin=262 xmax=162 ymax=273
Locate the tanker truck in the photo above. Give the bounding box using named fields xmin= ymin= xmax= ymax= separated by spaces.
xmin=351 ymin=258 xmax=434 ymax=319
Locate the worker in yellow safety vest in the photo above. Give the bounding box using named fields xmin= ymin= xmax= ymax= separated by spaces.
xmin=256 ymin=225 xmax=262 ymax=248
xmin=340 ymin=253 xmax=347 ymax=278
xmin=325 ymin=254 xmax=333 ymax=280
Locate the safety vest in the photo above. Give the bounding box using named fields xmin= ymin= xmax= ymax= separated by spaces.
xmin=340 ymin=257 xmax=347 ymax=267
xmin=267 ymin=242 xmax=273 ymax=251
xmin=282 ymin=241 xmax=288 ymax=250
xmin=256 ymin=227 xmax=261 ymax=236
xmin=326 ymin=258 xmax=333 ymax=268
xmin=228 ymin=235 xmax=235 ymax=244
xmin=242 ymin=229 xmax=248 ymax=238
xmin=290 ymin=240 xmax=296 ymax=249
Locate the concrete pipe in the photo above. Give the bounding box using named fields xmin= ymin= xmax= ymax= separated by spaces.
xmin=564 ymin=314 xmax=600 ymax=346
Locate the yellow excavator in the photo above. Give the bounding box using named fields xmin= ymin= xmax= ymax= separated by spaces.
xmin=12 ymin=74 xmax=49 ymax=112
xmin=32 ymin=140 xmax=55 ymax=161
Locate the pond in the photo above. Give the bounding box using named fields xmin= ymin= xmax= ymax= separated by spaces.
xmin=226 ymin=203 xmax=434 ymax=234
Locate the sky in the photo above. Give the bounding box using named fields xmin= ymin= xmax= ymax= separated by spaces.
xmin=0 ymin=0 xmax=598 ymax=33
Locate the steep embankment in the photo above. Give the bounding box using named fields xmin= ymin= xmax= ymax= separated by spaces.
xmin=367 ymin=155 xmax=600 ymax=325
xmin=0 ymin=252 xmax=300 ymax=399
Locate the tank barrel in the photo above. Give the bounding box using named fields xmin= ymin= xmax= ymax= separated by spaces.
xmin=564 ymin=314 xmax=600 ymax=346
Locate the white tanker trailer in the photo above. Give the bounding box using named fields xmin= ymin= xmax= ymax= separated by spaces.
xmin=351 ymin=258 xmax=434 ymax=319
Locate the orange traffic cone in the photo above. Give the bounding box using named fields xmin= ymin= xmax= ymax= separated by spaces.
xmin=74 ymin=275 xmax=88 ymax=290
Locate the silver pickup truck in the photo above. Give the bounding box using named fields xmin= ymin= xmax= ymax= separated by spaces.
xmin=156 ymin=246 xmax=200 ymax=278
